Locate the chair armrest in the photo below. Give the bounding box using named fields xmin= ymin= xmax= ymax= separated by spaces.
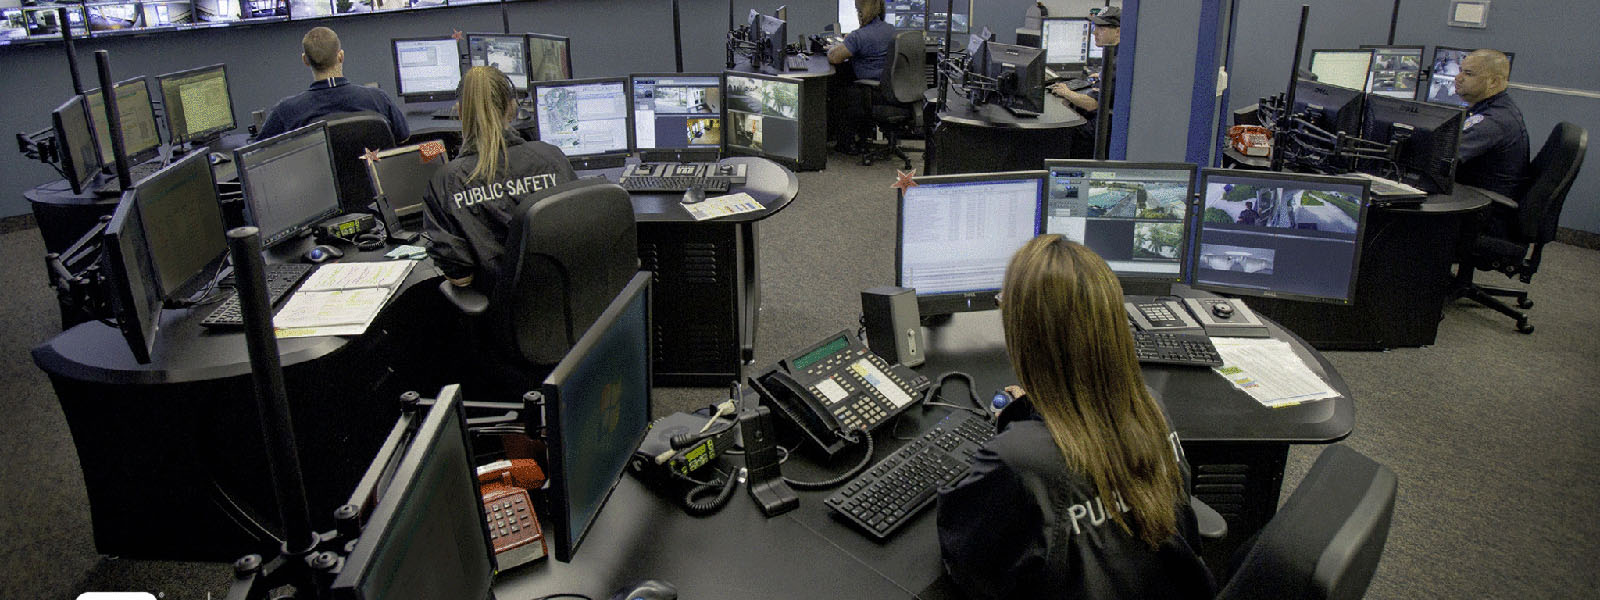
xmin=1476 ymin=187 xmax=1519 ymax=210
xmin=438 ymin=279 xmax=489 ymax=315
xmin=1191 ymin=496 xmax=1228 ymax=540
xmin=855 ymin=79 xmax=881 ymax=88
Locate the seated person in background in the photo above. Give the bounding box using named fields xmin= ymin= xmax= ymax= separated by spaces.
xmin=1050 ymin=7 xmax=1120 ymax=156
xmin=937 ymin=235 xmax=1215 ymax=600
xmin=422 ymin=66 xmax=577 ymax=290
xmin=827 ymin=0 xmax=895 ymax=153
xmin=1453 ymin=49 xmax=1530 ymax=200
xmin=254 ymin=27 xmax=409 ymax=143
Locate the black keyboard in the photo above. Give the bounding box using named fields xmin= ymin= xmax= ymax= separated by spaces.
xmin=825 ymin=410 xmax=995 ymax=540
xmin=618 ymin=176 xmax=731 ymax=194
xmin=1132 ymin=331 xmax=1224 ymax=367
xmin=1062 ymin=78 xmax=1092 ymax=91
xmin=201 ymin=263 xmax=316 ymax=328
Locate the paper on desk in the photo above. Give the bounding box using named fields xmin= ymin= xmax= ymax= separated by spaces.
xmin=273 ymin=288 xmax=392 ymax=337
xmin=683 ymin=192 xmax=765 ymax=221
xmin=297 ymin=261 xmax=415 ymax=292
xmin=1209 ymin=338 xmax=1340 ymax=408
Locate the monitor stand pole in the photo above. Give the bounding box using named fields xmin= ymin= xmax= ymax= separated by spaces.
xmin=672 ymin=0 xmax=684 ymax=73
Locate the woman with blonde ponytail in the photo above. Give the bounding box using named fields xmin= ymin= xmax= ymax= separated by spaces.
xmin=936 ymin=235 xmax=1216 ymax=600
xmin=422 ymin=66 xmax=576 ymax=289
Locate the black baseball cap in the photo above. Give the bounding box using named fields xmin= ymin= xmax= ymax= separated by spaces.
xmin=1090 ymin=6 xmax=1122 ymax=27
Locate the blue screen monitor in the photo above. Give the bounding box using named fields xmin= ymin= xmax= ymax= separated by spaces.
xmin=897 ymin=171 xmax=1045 ymax=316
xmin=1045 ymin=161 xmax=1197 ymax=283
xmin=1194 ymin=169 xmax=1370 ymax=304
xmin=541 ymin=272 xmax=653 ymax=562
xmin=531 ymin=77 xmax=634 ymax=163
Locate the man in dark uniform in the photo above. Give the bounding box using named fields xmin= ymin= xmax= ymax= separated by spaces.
xmin=827 ymin=0 xmax=896 ymax=153
xmin=1454 ymin=49 xmax=1530 ymax=199
xmin=1049 ymin=7 xmax=1120 ymax=157
xmin=422 ymin=130 xmax=576 ymax=290
xmin=254 ymin=27 xmax=409 ymax=143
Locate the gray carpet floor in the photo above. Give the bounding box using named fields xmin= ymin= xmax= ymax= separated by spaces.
xmin=3 ymin=152 xmax=1598 ymax=598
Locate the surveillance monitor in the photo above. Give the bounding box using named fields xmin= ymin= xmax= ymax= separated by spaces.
xmin=1359 ymin=44 xmax=1423 ymax=99
xmin=1045 ymin=160 xmax=1198 ymax=284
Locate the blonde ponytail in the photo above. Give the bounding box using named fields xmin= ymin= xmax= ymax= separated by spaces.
xmin=460 ymin=66 xmax=514 ymax=183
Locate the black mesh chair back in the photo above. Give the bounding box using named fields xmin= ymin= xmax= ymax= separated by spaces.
xmin=1515 ymin=122 xmax=1587 ymax=245
xmin=321 ymin=111 xmax=397 ymax=213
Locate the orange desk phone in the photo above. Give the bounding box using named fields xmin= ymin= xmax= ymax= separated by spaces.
xmin=752 ymin=330 xmax=931 ymax=458
xmin=477 ymin=458 xmax=547 ymax=570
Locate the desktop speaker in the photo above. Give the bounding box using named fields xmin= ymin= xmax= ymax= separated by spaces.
xmin=861 ymin=286 xmax=924 ymax=367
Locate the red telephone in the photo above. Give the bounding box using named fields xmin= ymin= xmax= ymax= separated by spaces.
xmin=477 ymin=458 xmax=547 ymax=570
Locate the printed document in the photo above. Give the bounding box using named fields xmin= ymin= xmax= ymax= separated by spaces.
xmin=1210 ymin=338 xmax=1341 ymax=407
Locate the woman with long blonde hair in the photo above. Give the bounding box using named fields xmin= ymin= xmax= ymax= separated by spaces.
xmin=937 ymin=235 xmax=1215 ymax=599
xmin=422 ymin=66 xmax=576 ymax=289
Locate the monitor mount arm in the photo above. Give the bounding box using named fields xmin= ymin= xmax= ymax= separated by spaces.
xmin=45 ymin=215 xmax=115 ymax=325
xmin=16 ymin=128 xmax=68 ymax=181
xmin=726 ymin=26 xmax=759 ymax=69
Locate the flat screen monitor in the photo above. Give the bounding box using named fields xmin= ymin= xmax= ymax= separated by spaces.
xmin=1292 ymin=79 xmax=1365 ymax=136
xmin=21 ymin=5 xmax=87 ymax=38
xmin=1358 ymin=94 xmax=1465 ymax=194
xmin=234 ymin=122 xmax=342 ymax=249
xmin=897 ymin=171 xmax=1045 ymax=316
xmin=541 ymin=272 xmax=653 ymax=562
xmin=927 ymin=0 xmax=971 ymax=34
xmin=756 ymin=13 xmax=787 ymax=68
xmin=722 ymin=71 xmax=802 ymax=169
xmin=141 ymin=1 xmax=194 ymax=28
xmin=51 ymin=95 xmax=103 ymax=196
xmin=1359 ymin=44 xmax=1423 ymax=99
xmin=531 ymin=77 xmax=633 ymax=160
xmin=289 ymin=0 xmax=333 ymax=19
xmin=245 ymin=0 xmax=287 ymax=18
xmin=1423 ymin=46 xmax=1514 ymax=107
xmin=392 ymin=36 xmax=462 ymax=102
xmin=1045 ymin=161 xmax=1197 ymax=282
xmin=527 ymin=33 xmax=574 ymax=82
xmin=1041 ymin=17 xmax=1093 ymax=69
xmin=966 ymin=25 xmax=995 ymax=55
xmin=467 ymin=33 xmax=530 ymax=92
xmin=1308 ymin=49 xmax=1375 ymax=91
xmin=979 ymin=41 xmax=1046 ymax=115
xmin=157 ymin=63 xmax=236 ymax=145
xmin=87 ymin=76 xmax=163 ymax=166
xmin=329 ymin=384 xmax=496 ymax=600
xmin=133 ymin=151 xmax=228 ymax=302
xmin=368 ymin=144 xmax=446 ymax=220
xmin=194 ymin=0 xmax=240 ymax=23
xmin=1193 ymin=169 xmax=1369 ymax=304
xmin=630 ymin=73 xmax=722 ymax=156
xmin=105 ymin=187 xmax=164 ymax=364
xmin=885 ymin=0 xmax=927 ymax=31
xmin=86 ymin=2 xmax=141 ymax=34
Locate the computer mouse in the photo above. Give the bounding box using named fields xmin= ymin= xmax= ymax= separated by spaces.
xmin=681 ymin=185 xmax=707 ymax=204
xmin=208 ymin=152 xmax=230 ymax=165
xmin=305 ymin=244 xmax=344 ymax=264
xmin=608 ymin=579 xmax=677 ymax=600
xmin=1210 ymin=301 xmax=1236 ymax=319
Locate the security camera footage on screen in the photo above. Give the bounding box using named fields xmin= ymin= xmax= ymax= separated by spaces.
xmin=1046 ymin=166 xmax=1191 ymax=279
xmin=1195 ymin=173 xmax=1365 ymax=302
xmin=534 ymin=81 xmax=630 ymax=157
xmin=632 ymin=75 xmax=722 ymax=151
xmin=724 ymin=74 xmax=799 ymax=160
xmin=1423 ymin=47 xmax=1512 ymax=108
xmin=1365 ymin=47 xmax=1422 ymax=99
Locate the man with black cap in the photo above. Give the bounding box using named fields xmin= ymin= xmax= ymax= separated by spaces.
xmin=1454 ymin=48 xmax=1530 ymax=199
xmin=1050 ymin=6 xmax=1120 ymax=155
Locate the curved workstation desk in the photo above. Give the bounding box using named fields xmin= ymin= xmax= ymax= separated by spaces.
xmin=925 ymin=89 xmax=1088 ymax=175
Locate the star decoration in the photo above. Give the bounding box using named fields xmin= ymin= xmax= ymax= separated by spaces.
xmin=419 ymin=140 xmax=447 ymax=163
xmin=451 ymin=29 xmax=463 ymax=41
xmin=891 ymin=169 xmax=918 ymax=190
xmin=360 ymin=147 xmax=381 ymax=164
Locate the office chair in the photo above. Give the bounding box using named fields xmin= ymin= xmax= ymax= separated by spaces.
xmin=1452 ymin=122 xmax=1587 ymax=334
xmin=855 ymin=31 xmax=927 ymax=169
xmin=1214 ymin=445 xmax=1397 ymax=600
xmin=321 ymin=111 xmax=397 ymax=214
xmin=439 ymin=177 xmax=640 ymax=398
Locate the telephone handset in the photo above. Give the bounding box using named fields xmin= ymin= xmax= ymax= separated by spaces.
xmin=753 ymin=330 xmax=932 ymax=458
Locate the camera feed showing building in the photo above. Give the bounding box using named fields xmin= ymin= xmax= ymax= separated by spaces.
xmin=633 ymin=75 xmax=722 ymax=150
xmin=1368 ymin=49 xmax=1420 ymax=97
xmin=1202 ymin=182 xmax=1360 ymax=234
xmin=1194 ymin=174 xmax=1366 ymax=301
xmin=725 ymin=74 xmax=799 ymax=160
xmin=1046 ymin=165 xmax=1192 ymax=278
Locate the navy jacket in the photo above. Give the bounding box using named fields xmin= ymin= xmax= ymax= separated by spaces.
xmin=846 ymin=17 xmax=897 ymax=82
xmin=255 ymin=77 xmax=410 ymax=143
xmin=1456 ymin=90 xmax=1530 ymax=199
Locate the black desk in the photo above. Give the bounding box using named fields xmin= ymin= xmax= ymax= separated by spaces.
xmin=925 ymin=91 xmax=1088 ymax=175
xmin=730 ymin=55 xmax=835 ymax=172
xmin=399 ymin=101 xmax=542 ymax=156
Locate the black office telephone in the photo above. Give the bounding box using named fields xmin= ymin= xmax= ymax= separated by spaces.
xmin=752 ymin=330 xmax=931 ymax=458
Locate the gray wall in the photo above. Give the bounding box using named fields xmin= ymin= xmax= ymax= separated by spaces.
xmin=1122 ymin=0 xmax=1199 ymax=162
xmin=1225 ymin=0 xmax=1600 ymax=234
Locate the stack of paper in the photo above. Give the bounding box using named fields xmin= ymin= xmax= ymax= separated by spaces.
xmin=683 ymin=192 xmax=765 ymax=220
xmin=1209 ymin=337 xmax=1341 ymax=408
xmin=273 ymin=260 xmax=418 ymax=339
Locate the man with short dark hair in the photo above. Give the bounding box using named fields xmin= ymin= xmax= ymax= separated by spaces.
xmin=1454 ymin=49 xmax=1529 ymax=199
xmin=254 ymin=27 xmax=409 ymax=142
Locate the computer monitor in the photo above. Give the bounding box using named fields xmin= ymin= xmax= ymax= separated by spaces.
xmin=1292 ymin=78 xmax=1365 ymax=136
xmin=368 ymin=143 xmax=445 ymax=221
xmin=722 ymin=71 xmax=802 ymax=169
xmin=140 ymin=1 xmax=194 ymax=28
xmin=1040 ymin=17 xmax=1093 ymax=70
xmin=86 ymin=2 xmax=141 ymax=34
xmin=104 ymin=186 xmax=163 ymax=364
xmin=244 ymin=0 xmax=287 ymax=19
xmin=51 ymin=95 xmax=103 ymax=196
xmin=87 ymin=76 xmax=163 ymax=166
xmin=927 ymin=0 xmax=971 ymax=34
xmin=1423 ymin=46 xmax=1514 ymax=107
xmin=21 ymin=5 xmax=87 ymax=38
xmin=531 ymin=77 xmax=633 ymax=165
xmin=966 ymin=25 xmax=995 ymax=55
xmin=392 ymin=36 xmax=463 ymax=103
xmin=540 ymin=272 xmax=652 ymax=562
xmin=234 ymin=122 xmax=342 ymax=249
xmin=1044 ymin=161 xmax=1197 ymax=283
xmin=897 ymin=171 xmax=1045 ymax=316
xmin=467 ymin=33 xmax=530 ymax=92
xmin=290 ymin=0 xmax=333 ymax=19
xmin=1308 ymin=49 xmax=1375 ymax=92
xmin=630 ymin=73 xmax=722 ymax=158
xmin=978 ymin=41 xmax=1046 ymax=115
xmin=1358 ymin=94 xmax=1465 ymax=194
xmin=1193 ymin=169 xmax=1369 ymax=304
xmin=194 ymin=0 xmax=240 ymax=23
xmin=329 ymin=384 xmax=496 ymax=600
xmin=527 ymin=33 xmax=574 ymax=82
xmin=885 ymin=0 xmax=927 ymax=31
xmin=157 ymin=63 xmax=236 ymax=145
xmin=1359 ymin=44 xmax=1423 ymax=99
xmin=132 ymin=151 xmax=228 ymax=302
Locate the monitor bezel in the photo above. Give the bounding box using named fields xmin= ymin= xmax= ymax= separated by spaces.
xmin=156 ymin=63 xmax=236 ymax=145
xmin=629 ymin=72 xmax=725 ymax=155
xmin=529 ymin=76 xmax=636 ymax=161
xmin=526 ymin=32 xmax=575 ymax=81
xmin=104 ymin=187 xmax=161 ymax=364
xmin=1043 ymin=160 xmax=1199 ymax=284
xmin=1357 ymin=44 xmax=1425 ymax=97
xmin=52 ymin=94 xmax=102 ymax=196
xmin=390 ymin=35 xmax=463 ymax=103
xmin=233 ymin=121 xmax=342 ymax=249
xmin=1192 ymin=168 xmax=1372 ymax=305
xmin=720 ymin=70 xmax=804 ymax=171
xmin=1039 ymin=16 xmax=1093 ymax=70
xmin=1307 ymin=48 xmax=1376 ymax=92
xmin=541 ymin=272 xmax=653 ymax=563
xmin=895 ymin=170 xmax=1047 ymax=317
xmin=464 ymin=32 xmax=531 ymax=92
xmin=134 ymin=150 xmax=228 ymax=302
xmin=86 ymin=75 xmax=164 ymax=167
